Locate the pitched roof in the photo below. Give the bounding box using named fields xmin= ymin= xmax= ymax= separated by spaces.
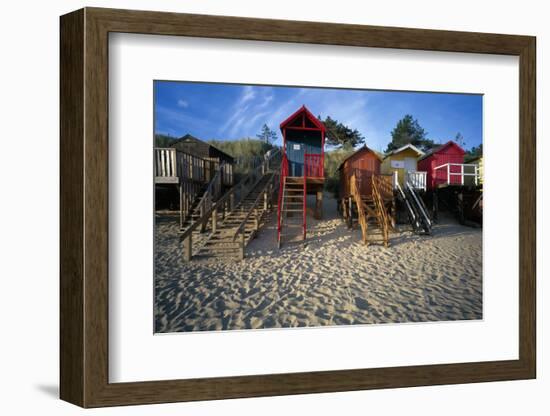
xmin=383 ymin=143 xmax=425 ymax=159
xmin=170 ymin=134 xmax=234 ymax=162
xmin=280 ymin=105 xmax=325 ymax=132
xmin=418 ymin=140 xmax=465 ymax=161
xmin=337 ymin=145 xmax=382 ymax=170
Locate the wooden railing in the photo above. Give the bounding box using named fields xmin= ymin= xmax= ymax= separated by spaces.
xmin=406 ymin=171 xmax=427 ymax=191
xmin=232 ymin=169 xmax=280 ymax=259
xmin=433 ymin=163 xmax=480 ymax=187
xmin=276 ymin=153 xmax=289 ymax=245
xmin=304 ymin=153 xmax=323 ymax=177
xmin=154 ymin=148 xmax=206 ymax=183
xmin=350 ymin=173 xmax=368 ymax=244
xmin=372 ymin=175 xmax=391 ymax=247
xmin=179 ymin=148 xmax=281 ymax=262
xmin=187 ymin=162 xmax=226 ymax=230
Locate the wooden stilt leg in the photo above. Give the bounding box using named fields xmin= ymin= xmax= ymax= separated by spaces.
xmin=212 ymin=207 xmax=217 ymax=233
xmin=348 ymin=196 xmax=353 ymax=229
xmin=178 ymin=182 xmax=183 ymax=229
xmin=315 ymin=191 xmax=323 ymax=220
xmin=239 ymin=232 xmax=245 ymax=260
xmin=182 ymin=233 xmax=192 ymax=263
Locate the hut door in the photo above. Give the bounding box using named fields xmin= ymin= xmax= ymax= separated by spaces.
xmin=287 ymin=142 xmax=304 ymax=176
xmin=404 ymin=157 xmax=416 ymax=172
xmin=404 ymin=157 xmax=416 ymax=182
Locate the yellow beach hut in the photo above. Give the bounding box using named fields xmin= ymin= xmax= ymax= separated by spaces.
xmin=381 ymin=144 xmax=425 ymax=189
xmin=465 ymin=155 xmax=483 ymax=186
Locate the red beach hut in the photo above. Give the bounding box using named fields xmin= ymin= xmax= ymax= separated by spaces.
xmin=417 ymin=141 xmax=466 ymax=190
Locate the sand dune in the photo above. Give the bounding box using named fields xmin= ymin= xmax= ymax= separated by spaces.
xmin=154 ymin=195 xmax=482 ymax=333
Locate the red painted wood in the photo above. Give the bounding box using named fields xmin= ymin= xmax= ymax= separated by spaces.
xmin=339 ymin=147 xmax=381 ymax=198
xmin=417 ymin=141 xmax=465 ymax=190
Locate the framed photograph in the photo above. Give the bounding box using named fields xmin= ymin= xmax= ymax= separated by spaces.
xmin=60 ymin=7 xmax=536 ymax=408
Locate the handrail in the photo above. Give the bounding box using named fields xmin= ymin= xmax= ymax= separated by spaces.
xmin=395 ymin=175 xmax=419 ymax=227
xmin=193 ymin=161 xmax=225 ymax=219
xmin=405 ymin=180 xmax=432 ymax=229
xmin=232 ymin=168 xmax=280 ymax=241
xmin=276 ymin=153 xmax=289 ymax=245
xmin=350 ymin=173 xmax=368 ymax=244
xmin=180 ymin=148 xmax=281 ymax=241
xmin=406 ymin=171 xmax=427 ymax=191
xmin=372 ymin=175 xmax=391 ymax=246
xmin=433 ymin=162 xmax=480 ymax=186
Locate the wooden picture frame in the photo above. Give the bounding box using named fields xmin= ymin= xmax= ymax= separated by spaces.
xmin=60 ymin=7 xmax=536 ymax=408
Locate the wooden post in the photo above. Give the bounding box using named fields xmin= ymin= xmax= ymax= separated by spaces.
xmin=315 ymin=191 xmax=323 ymax=220
xmin=239 ymin=232 xmax=245 ymax=260
xmin=229 ymin=192 xmax=234 ymax=212
xmin=182 ymin=233 xmax=192 ymax=263
xmin=433 ymin=189 xmax=439 ymax=222
xmin=212 ymin=207 xmax=217 ymax=233
xmin=348 ymin=196 xmax=353 ymax=229
xmin=199 ymin=203 xmax=206 ymax=233
xmin=263 ymin=191 xmax=268 ymax=211
xmin=457 ymin=192 xmax=465 ymax=225
xmin=342 ymin=199 xmax=347 ymax=221
xmin=178 ymin=182 xmax=183 ymax=229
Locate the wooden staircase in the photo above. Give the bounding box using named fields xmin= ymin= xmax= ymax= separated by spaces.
xmin=277 ymin=176 xmax=306 ymax=248
xmin=196 ymin=174 xmax=275 ymax=259
xmin=179 ymin=148 xmax=281 ymax=262
xmin=179 ymin=184 xmax=209 ymax=229
xmin=350 ymin=174 xmax=391 ymax=247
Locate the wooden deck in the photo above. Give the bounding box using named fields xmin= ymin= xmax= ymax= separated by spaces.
xmin=155 ymin=148 xmax=207 ymax=185
xmin=285 ymin=176 xmax=324 ymax=193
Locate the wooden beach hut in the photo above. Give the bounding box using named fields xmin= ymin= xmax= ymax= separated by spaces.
xmin=277 ymin=105 xmax=326 ymax=246
xmin=155 ymin=135 xmax=235 ymax=227
xmin=465 ymin=155 xmax=483 ymax=186
xmin=381 ymin=143 xmax=426 ymax=190
xmin=170 ymin=134 xmax=234 ymax=184
xmin=338 ymin=145 xmax=382 ymax=199
xmin=337 ymin=146 xmax=394 ymax=247
xmin=417 ymin=141 xmax=466 ymax=190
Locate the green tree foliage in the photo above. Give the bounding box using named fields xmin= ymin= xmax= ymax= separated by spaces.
xmin=207 ymin=138 xmax=273 ymax=159
xmin=466 ymin=143 xmax=483 ymax=160
xmin=208 ymin=138 xmax=276 ymax=178
xmin=386 ymin=115 xmax=435 ymax=152
xmin=323 ymin=145 xmax=356 ymax=197
xmin=319 ymin=116 xmax=365 ymax=148
xmin=256 ymin=124 xmax=278 ymax=144
xmin=154 ymin=133 xmax=177 ymax=147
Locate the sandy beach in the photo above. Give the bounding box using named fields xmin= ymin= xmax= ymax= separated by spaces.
xmin=154 ymin=194 xmax=482 ymax=333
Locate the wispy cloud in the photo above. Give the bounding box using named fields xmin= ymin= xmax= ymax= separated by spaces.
xmin=177 ymin=99 xmax=189 ymax=108
xmin=240 ymin=86 xmax=256 ymax=104
xmin=155 ymin=82 xmax=483 ymax=149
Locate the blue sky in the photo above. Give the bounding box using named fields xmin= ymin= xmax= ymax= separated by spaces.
xmin=154 ymin=81 xmax=482 ymax=152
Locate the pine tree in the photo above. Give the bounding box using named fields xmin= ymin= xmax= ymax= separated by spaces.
xmin=256 ymin=124 xmax=277 ymax=144
xmin=386 ymin=115 xmax=434 ymax=152
xmin=319 ymin=116 xmax=365 ymax=148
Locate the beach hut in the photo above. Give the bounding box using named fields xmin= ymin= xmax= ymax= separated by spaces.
xmin=381 ymin=144 xmax=426 ymax=190
xmin=277 ymin=105 xmax=326 ymax=246
xmin=417 ymin=141 xmax=466 ymax=190
xmin=338 ymin=145 xmax=383 ymax=199
xmin=465 ymin=155 xmax=483 ymax=186
xmin=337 ymin=146 xmax=394 ymax=247
xmin=170 ymin=134 xmax=234 ymax=184
xmin=280 ymin=105 xmax=325 ymax=179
